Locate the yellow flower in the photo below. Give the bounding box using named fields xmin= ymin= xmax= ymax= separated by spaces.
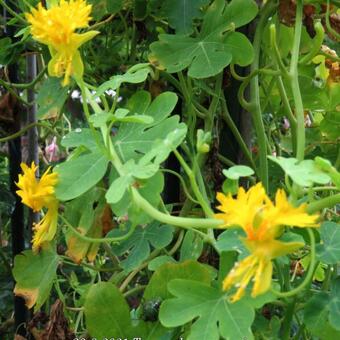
xmin=215 ymin=183 xmax=319 ymax=302
xmin=32 ymin=200 xmax=59 ymax=252
xmin=25 ymin=0 xmax=99 ymax=86
xmin=16 ymin=163 xmax=59 ymax=251
xmin=16 ymin=162 xmax=58 ymax=212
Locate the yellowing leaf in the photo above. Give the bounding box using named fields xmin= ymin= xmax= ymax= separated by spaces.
xmin=13 ymin=248 xmax=59 ymax=311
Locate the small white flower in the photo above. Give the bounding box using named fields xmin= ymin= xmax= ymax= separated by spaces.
xmin=105 ymin=89 xmax=116 ymax=97
xmin=71 ymin=90 xmax=81 ymax=99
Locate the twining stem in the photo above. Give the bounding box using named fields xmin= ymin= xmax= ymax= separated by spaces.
xmin=0 ymin=122 xmax=59 ymax=142
xmin=0 ymin=66 xmax=46 ymax=89
xmin=271 ymin=228 xmax=316 ymax=298
xmin=299 ymin=21 xmax=324 ymax=65
xmin=325 ymin=0 xmax=340 ymax=40
xmin=249 ymin=2 xmax=277 ymax=189
xmin=173 ymin=149 xmax=214 ymax=218
xmin=220 ymin=94 xmax=256 ymax=170
xmin=289 ymin=0 xmax=305 ymax=161
xmin=60 ymin=215 xmax=137 ymax=243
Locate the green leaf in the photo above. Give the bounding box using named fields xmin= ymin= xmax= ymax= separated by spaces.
xmin=268 ymin=156 xmax=331 ymax=187
xmin=107 ymin=0 xmax=123 ymax=13
xmin=106 ymin=175 xmax=132 ymax=204
xmin=223 ymin=31 xmax=254 ymax=67
xmin=64 ymin=188 xmax=106 ymax=263
xmin=329 ymin=278 xmax=340 ymax=330
xmin=159 ymin=279 xmax=254 ymax=340
xmin=304 ymin=280 xmax=340 ymax=336
xmin=216 ymin=228 xmax=248 ymax=257
xmin=88 ymin=112 xmax=113 ymax=128
xmin=13 ymin=248 xmax=59 ymax=311
xmin=315 ymin=157 xmax=340 ymax=189
xmin=106 ymin=160 xmax=159 ymax=204
xmin=161 ymin=0 xmax=209 ymax=35
xmin=109 ymin=171 xmax=164 ymax=225
xmin=222 ymin=178 xmax=239 ymax=195
xmin=180 ymin=230 xmax=203 ymax=261
xmin=112 ymin=221 xmax=174 ymax=271
xmin=61 ymin=128 xmax=99 ymax=150
xmin=88 ymin=0 xmax=108 ymax=20
xmin=55 ymin=150 xmax=109 ymax=201
xmin=304 ymin=293 xmax=330 ymax=335
xmin=316 ymin=222 xmax=340 ymax=264
xmin=320 ymin=111 xmax=340 ymax=140
xmin=148 ymin=256 xmax=177 ymax=271
xmin=36 ymin=77 xmax=68 ymax=119
xmin=150 ymin=0 xmax=257 ymax=78
xmin=84 ymin=282 xmax=147 ymax=338
xmin=144 ymin=260 xmax=213 ymax=301
xmin=127 ymin=89 xmax=152 ymax=113
xmin=113 ymin=91 xmax=186 ymax=164
xmin=217 ymin=251 xmax=238 ymax=288
xmin=96 ymin=63 xmax=151 ymax=96
xmin=222 ymin=165 xmax=254 ymax=180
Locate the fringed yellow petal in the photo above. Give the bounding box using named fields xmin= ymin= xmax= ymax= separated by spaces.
xmin=252 ymin=258 xmax=272 ymax=297
xmin=32 ymin=200 xmax=59 ymax=252
xmin=25 ymin=0 xmax=98 ymax=85
xmin=16 ymin=162 xmax=58 ymax=212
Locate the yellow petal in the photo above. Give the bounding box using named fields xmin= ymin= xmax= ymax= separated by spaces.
xmin=72 ymin=31 xmax=100 ymax=50
xmin=252 ymin=258 xmax=273 ymax=297
xmin=32 ymin=201 xmax=59 ymax=252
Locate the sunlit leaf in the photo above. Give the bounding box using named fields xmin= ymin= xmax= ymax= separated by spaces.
xmin=268 ymin=156 xmax=331 ymax=187
xmin=55 ymin=150 xmax=109 ymax=201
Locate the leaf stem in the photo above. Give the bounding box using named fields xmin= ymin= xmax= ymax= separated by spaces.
xmin=173 ymin=149 xmax=214 ymax=218
xmin=131 ymin=188 xmax=222 ymax=230
xmin=289 ymin=0 xmax=305 ymax=161
xmin=249 ymin=2 xmax=277 ymax=189
xmin=60 ymin=215 xmax=137 ymax=244
xmin=271 ymin=228 xmax=315 ymax=298
xmin=307 ymin=193 xmax=340 ymax=214
xmin=0 ymin=122 xmax=59 ymax=142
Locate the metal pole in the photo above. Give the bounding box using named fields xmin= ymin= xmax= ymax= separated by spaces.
xmin=3 ymin=1 xmax=27 ymax=336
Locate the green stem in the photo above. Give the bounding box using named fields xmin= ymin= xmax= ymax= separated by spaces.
xmin=0 ymin=0 xmax=27 ymax=24
xmin=220 ymin=94 xmax=256 ymax=170
xmin=0 ymin=66 xmax=46 ymax=89
xmin=281 ymin=299 xmax=297 ymax=340
xmin=270 ymin=24 xmax=290 ymax=78
xmin=289 ymin=0 xmax=305 ymax=161
xmin=119 ymin=249 xmax=161 ymax=291
xmin=0 ymin=122 xmax=59 ymax=142
xmin=299 ymin=21 xmax=324 ymax=64
xmin=271 ymin=229 xmax=315 ymax=298
xmin=322 ymin=265 xmax=333 ymax=291
xmin=325 ymin=0 xmax=340 ymax=40
xmin=132 ymin=188 xmax=221 ymax=229
xmin=307 ymin=193 xmax=340 ymax=214
xmin=217 ymin=154 xmax=236 ymax=167
xmin=249 ymin=2 xmax=277 ymax=189
xmin=160 ymin=168 xmax=199 ymax=204
xmin=60 ymin=215 xmax=137 ymax=243
xmin=123 ymin=285 xmax=146 ymax=298
xmin=173 ymin=149 xmax=214 ymax=218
